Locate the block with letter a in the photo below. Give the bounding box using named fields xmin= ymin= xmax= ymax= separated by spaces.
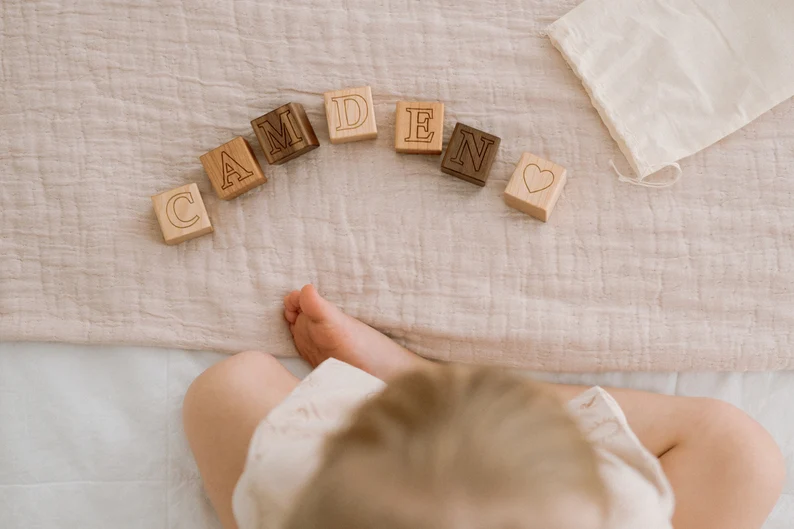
xmin=251 ymin=102 xmax=319 ymax=165
xmin=199 ymin=136 xmax=267 ymax=200
xmin=151 ymin=183 xmax=213 ymax=245
xmin=440 ymin=122 xmax=501 ymax=187
xmin=394 ymin=101 xmax=444 ymax=154
xmin=323 ymin=86 xmax=378 ymax=144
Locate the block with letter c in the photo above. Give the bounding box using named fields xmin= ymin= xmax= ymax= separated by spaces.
xmin=151 ymin=183 xmax=214 ymax=245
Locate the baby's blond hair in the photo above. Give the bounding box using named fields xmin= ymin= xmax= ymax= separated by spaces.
xmin=285 ymin=365 xmax=607 ymax=529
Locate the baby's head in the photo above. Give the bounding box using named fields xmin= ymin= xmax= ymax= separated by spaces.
xmin=286 ymin=365 xmax=607 ymax=529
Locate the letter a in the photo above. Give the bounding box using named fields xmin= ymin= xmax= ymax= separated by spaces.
xmin=221 ymin=151 xmax=253 ymax=189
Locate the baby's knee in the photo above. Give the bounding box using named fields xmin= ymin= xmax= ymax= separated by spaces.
xmin=214 ymin=350 xmax=283 ymax=381
xmin=183 ymin=351 xmax=282 ymax=422
xmin=702 ymin=399 xmax=785 ymax=496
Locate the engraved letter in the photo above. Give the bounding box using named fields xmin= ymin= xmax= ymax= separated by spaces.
xmin=166 ymin=191 xmax=200 ymax=229
xmin=404 ymin=108 xmax=434 ymax=143
xmin=221 ymin=151 xmax=253 ymax=189
xmin=331 ymin=94 xmax=369 ymax=131
xmin=449 ymin=130 xmax=495 ymax=172
xmin=257 ymin=109 xmax=304 ymax=155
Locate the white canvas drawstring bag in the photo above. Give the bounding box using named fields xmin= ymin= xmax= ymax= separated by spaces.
xmin=548 ymin=0 xmax=794 ymax=187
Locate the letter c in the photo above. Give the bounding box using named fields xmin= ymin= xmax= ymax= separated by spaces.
xmin=166 ymin=191 xmax=200 ymax=229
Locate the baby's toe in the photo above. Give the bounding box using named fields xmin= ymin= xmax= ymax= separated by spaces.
xmin=283 ymin=291 xmax=302 ymax=323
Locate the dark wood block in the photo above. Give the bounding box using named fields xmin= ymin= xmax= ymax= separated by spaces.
xmin=251 ymin=102 xmax=320 ymax=165
xmin=440 ymin=122 xmax=501 ymax=187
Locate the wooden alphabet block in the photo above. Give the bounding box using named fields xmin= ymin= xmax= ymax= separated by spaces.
xmin=504 ymin=152 xmax=567 ymax=222
xmin=151 ymin=183 xmax=213 ymax=245
xmin=323 ymin=86 xmax=378 ymax=144
xmin=440 ymin=123 xmax=501 ymax=186
xmin=394 ymin=101 xmax=444 ymax=154
xmin=251 ymin=102 xmax=320 ymax=165
xmin=200 ymin=136 xmax=267 ymax=200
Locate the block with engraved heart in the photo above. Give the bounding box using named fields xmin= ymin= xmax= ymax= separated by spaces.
xmin=504 ymin=152 xmax=567 ymax=222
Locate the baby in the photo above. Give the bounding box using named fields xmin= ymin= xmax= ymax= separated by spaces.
xmin=184 ymin=285 xmax=784 ymax=529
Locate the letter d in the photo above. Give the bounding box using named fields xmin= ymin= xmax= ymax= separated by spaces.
xmin=331 ymin=94 xmax=369 ymax=131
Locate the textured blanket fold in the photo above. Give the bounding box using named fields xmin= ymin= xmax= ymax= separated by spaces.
xmin=1 ymin=0 xmax=792 ymax=371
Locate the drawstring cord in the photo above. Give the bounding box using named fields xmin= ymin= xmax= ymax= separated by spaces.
xmin=609 ymin=160 xmax=682 ymax=188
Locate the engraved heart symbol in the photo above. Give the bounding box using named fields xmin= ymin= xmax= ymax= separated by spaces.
xmin=523 ymin=163 xmax=555 ymax=194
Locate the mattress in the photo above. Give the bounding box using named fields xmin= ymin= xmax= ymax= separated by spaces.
xmin=0 ymin=342 xmax=791 ymax=528
xmin=2 ymin=0 xmax=793 ymax=372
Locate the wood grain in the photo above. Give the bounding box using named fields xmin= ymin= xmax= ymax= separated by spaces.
xmin=199 ymin=136 xmax=267 ymax=200
xmin=251 ymin=102 xmax=319 ymax=165
xmin=440 ymin=122 xmax=500 ymax=186
xmin=394 ymin=101 xmax=444 ymax=154
xmin=323 ymin=86 xmax=378 ymax=144
xmin=151 ymin=183 xmax=213 ymax=245
xmin=504 ymin=152 xmax=567 ymax=222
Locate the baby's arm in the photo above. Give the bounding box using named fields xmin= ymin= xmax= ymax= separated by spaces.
xmin=541 ymin=383 xmax=784 ymax=529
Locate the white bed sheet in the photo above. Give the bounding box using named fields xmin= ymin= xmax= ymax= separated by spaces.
xmin=0 ymin=342 xmax=791 ymax=528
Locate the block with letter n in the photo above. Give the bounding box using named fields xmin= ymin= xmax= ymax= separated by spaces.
xmin=251 ymin=102 xmax=320 ymax=165
xmin=441 ymin=123 xmax=501 ymax=187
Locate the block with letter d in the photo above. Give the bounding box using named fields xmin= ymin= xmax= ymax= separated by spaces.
xmin=323 ymin=86 xmax=378 ymax=144
xmin=251 ymin=102 xmax=319 ymax=165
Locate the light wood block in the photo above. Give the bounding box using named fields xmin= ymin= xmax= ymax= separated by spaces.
xmin=394 ymin=101 xmax=444 ymax=154
xmin=151 ymin=183 xmax=213 ymax=245
xmin=199 ymin=136 xmax=267 ymax=200
xmin=504 ymin=152 xmax=567 ymax=222
xmin=323 ymin=86 xmax=378 ymax=144
xmin=251 ymin=102 xmax=319 ymax=165
xmin=440 ymin=122 xmax=501 ymax=186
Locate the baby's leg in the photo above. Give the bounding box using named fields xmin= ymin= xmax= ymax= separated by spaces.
xmin=283 ymin=284 xmax=431 ymax=381
xmin=183 ymin=351 xmax=299 ymax=529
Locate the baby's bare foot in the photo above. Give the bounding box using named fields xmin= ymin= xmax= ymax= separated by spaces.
xmin=283 ymin=285 xmax=430 ymax=381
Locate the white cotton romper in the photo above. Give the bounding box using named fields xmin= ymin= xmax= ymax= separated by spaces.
xmin=232 ymin=359 xmax=675 ymax=529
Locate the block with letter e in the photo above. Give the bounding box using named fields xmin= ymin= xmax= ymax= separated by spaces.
xmin=394 ymin=101 xmax=444 ymax=154
xmin=251 ymin=103 xmax=319 ymax=165
xmin=440 ymin=123 xmax=501 ymax=187
xmin=323 ymin=86 xmax=378 ymax=144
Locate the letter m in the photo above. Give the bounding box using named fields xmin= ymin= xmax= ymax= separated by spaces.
xmin=257 ymin=109 xmax=303 ymax=155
